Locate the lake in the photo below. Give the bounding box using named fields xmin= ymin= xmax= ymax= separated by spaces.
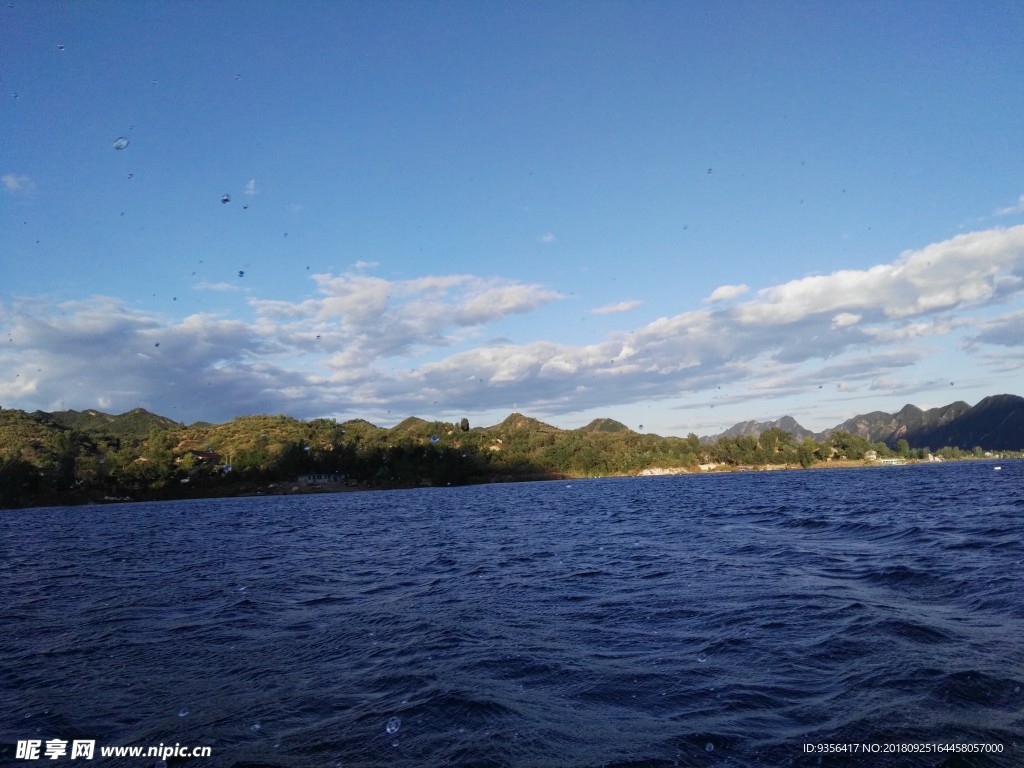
xmin=1 ymin=461 xmax=1022 ymax=767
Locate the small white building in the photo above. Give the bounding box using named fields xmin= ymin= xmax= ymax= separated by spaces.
xmin=297 ymin=472 xmax=345 ymax=485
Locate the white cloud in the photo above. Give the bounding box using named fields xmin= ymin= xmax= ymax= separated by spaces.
xmin=995 ymin=194 xmax=1024 ymax=216
xmin=248 ymin=270 xmax=564 ymax=371
xmin=862 ymin=318 xmax=963 ymax=343
xmin=592 ymin=300 xmax=642 ymax=315
xmin=352 ymin=226 xmax=1024 ymax=418
xmin=869 ymin=376 xmax=901 ymax=391
xmin=195 ymin=281 xmax=243 ymax=292
xmin=2 ymin=173 xmax=35 ymax=195
xmin=3 ymin=225 xmax=1022 ymax=428
xmin=831 ymin=312 xmax=862 ymax=328
xmin=244 ymin=178 xmax=257 ymax=196
xmin=457 ymin=281 xmax=562 ymax=324
xmin=0 ymin=298 xmax=289 ymax=420
xmin=736 ymin=226 xmax=1024 ymax=325
xmin=964 ymin=310 xmax=1024 ymax=349
xmin=540 ymin=232 xmax=556 ymax=244
xmin=707 ymin=284 xmax=749 ymax=302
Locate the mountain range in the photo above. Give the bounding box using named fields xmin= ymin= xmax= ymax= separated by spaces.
xmin=2 ymin=394 xmax=1022 ymax=454
xmin=704 ymin=394 xmax=1024 ymax=451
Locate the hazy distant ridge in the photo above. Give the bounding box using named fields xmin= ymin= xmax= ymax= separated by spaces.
xmin=5 ymin=394 xmax=1023 ymax=450
xmin=705 ymin=415 xmax=817 ymax=444
xmin=707 ymin=394 xmax=1024 ymax=450
xmin=37 ymin=407 xmax=180 ymax=436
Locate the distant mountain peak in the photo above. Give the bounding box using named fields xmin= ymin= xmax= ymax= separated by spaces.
xmin=390 ymin=416 xmax=429 ymax=431
xmin=42 ymin=407 xmax=178 ymax=436
xmin=832 ymin=397 xmax=1018 ymax=449
xmin=578 ymin=418 xmax=632 ymax=434
xmin=498 ymin=413 xmax=560 ymax=433
xmin=713 ymin=415 xmax=815 ymax=442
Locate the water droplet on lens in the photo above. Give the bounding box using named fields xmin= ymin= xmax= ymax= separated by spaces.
xmin=385 ymin=716 xmax=401 ymax=735
xmin=221 ymin=194 xmax=231 ymax=204
xmin=697 ymin=652 xmax=707 ymax=663
xmin=57 ymin=44 xmax=65 ymax=51
xmin=113 ymin=137 xmax=129 ymax=150
xmin=431 ymin=435 xmax=439 ymax=443
xmin=238 ymin=270 xmax=245 ymax=278
xmin=127 ymin=173 xmax=133 ymax=180
xmin=705 ymin=742 xmax=714 ymax=752
xmin=178 ymin=707 xmax=189 ymax=717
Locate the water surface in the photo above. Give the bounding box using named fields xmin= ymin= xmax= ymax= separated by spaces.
xmin=2 ymin=461 xmax=1022 ymax=767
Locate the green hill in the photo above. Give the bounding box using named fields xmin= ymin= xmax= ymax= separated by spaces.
xmin=41 ymin=407 xmax=179 ymax=437
xmin=0 ymin=409 xmax=70 ymax=464
xmin=1 ymin=394 xmax=1022 ymax=508
xmin=578 ymin=418 xmax=633 ymax=434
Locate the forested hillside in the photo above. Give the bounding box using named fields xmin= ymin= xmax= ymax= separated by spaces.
xmin=1 ymin=399 xmax=1020 ymax=508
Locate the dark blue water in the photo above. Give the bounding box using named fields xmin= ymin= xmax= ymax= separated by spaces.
xmin=2 ymin=461 xmax=1022 ymax=767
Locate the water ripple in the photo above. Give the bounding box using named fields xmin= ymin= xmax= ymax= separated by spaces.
xmin=1 ymin=461 xmax=1022 ymax=767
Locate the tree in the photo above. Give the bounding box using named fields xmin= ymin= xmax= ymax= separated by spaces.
xmin=828 ymin=430 xmax=870 ymax=460
xmin=276 ymin=440 xmax=314 ymax=479
xmin=179 ymin=452 xmax=197 ymax=472
xmin=53 ymin=430 xmax=79 ymax=491
xmin=460 ymin=417 xmax=470 ymax=432
xmin=759 ymin=427 xmax=795 ymax=463
xmin=144 ymin=427 xmax=175 ymax=480
xmin=895 ymin=438 xmax=910 ymax=457
xmin=797 ymin=438 xmax=819 ymax=468
xmin=0 ymin=457 xmax=40 ymax=507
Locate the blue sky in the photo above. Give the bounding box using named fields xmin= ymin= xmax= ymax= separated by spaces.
xmin=3 ymin=0 xmax=1023 ymax=436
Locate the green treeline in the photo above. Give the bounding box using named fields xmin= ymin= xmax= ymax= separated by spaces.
xmin=0 ymin=408 xmax=1017 ymax=508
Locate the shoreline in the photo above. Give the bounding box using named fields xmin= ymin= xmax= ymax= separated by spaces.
xmin=6 ymin=456 xmax=1013 ymax=511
